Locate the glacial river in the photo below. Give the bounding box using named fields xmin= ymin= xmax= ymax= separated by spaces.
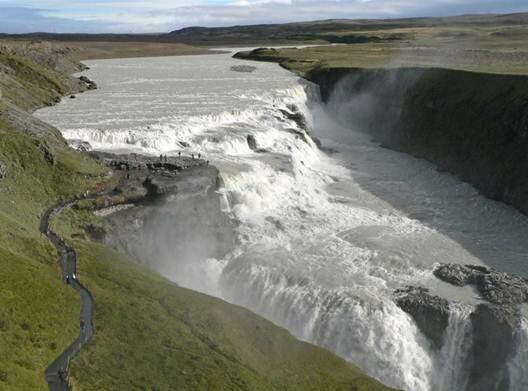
xmin=36 ymin=49 xmax=528 ymax=391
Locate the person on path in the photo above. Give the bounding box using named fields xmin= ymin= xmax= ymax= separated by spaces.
xmin=178 ymin=151 xmax=181 ymax=158
xmin=191 ymin=153 xmax=195 ymax=160
xmin=198 ymin=153 xmax=201 ymax=159
xmin=159 ymin=154 xmax=163 ymax=162
xmin=80 ymin=319 xmax=85 ymax=331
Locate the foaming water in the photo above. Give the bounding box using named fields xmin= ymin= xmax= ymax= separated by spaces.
xmin=36 ymin=50 xmax=528 ymax=390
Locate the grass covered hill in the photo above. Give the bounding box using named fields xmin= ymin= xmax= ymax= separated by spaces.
xmin=0 ymin=40 xmax=394 ymax=390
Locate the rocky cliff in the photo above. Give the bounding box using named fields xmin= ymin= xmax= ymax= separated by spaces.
xmin=305 ymin=66 xmax=528 ymax=215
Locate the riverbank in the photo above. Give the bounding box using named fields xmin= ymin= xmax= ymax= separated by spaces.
xmin=0 ymin=41 xmax=393 ymax=390
xmin=234 ymin=46 xmax=528 ymax=216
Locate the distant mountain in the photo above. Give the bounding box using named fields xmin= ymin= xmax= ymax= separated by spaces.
xmin=2 ymin=12 xmax=527 ymax=45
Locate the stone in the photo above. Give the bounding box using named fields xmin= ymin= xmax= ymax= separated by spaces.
xmin=247 ymin=134 xmax=258 ymax=151
xmin=394 ymin=286 xmax=450 ymax=349
xmin=434 ymin=264 xmax=528 ymax=305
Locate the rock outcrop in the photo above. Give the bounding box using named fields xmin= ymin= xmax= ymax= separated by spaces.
xmin=79 ymin=76 xmax=98 ymax=90
xmin=394 ymin=286 xmax=450 ymax=349
xmin=434 ymin=264 xmax=528 ymax=305
xmin=393 ymin=263 xmax=528 ymax=391
xmin=80 ymin=152 xmax=236 ymax=273
xmin=431 ymin=263 xmax=526 ymax=391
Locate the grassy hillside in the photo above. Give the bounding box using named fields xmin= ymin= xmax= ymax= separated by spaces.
xmin=50 ymin=208 xmax=392 ymax=391
xmin=0 ymin=100 xmax=104 ymax=390
xmin=0 ymin=41 xmax=394 ymax=390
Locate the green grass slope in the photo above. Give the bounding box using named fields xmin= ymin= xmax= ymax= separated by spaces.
xmin=0 ymin=103 xmax=104 ymax=390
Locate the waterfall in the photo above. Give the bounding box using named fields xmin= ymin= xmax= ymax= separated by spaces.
xmin=435 ymin=303 xmax=473 ymax=391
xmin=509 ymin=318 xmax=528 ymax=391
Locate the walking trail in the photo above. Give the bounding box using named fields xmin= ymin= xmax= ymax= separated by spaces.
xmin=40 ymin=200 xmax=94 ymax=391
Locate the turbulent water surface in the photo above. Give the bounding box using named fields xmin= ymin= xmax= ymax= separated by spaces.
xmin=36 ymin=50 xmax=528 ymax=391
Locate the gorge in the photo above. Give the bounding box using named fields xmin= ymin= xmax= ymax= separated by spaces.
xmin=34 ymin=49 xmax=528 ymax=391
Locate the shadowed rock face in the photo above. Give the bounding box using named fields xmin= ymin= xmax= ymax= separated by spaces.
xmin=468 ymin=304 xmax=520 ymax=391
xmin=394 ymin=286 xmax=449 ymax=349
xmin=306 ymin=67 xmax=528 ymax=216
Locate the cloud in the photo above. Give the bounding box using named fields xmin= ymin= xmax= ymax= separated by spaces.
xmin=0 ymin=0 xmax=526 ymax=33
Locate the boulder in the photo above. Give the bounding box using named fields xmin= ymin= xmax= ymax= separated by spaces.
xmin=434 ymin=264 xmax=528 ymax=305
xmin=78 ymin=75 xmax=98 ymax=90
xmin=247 ymin=134 xmax=258 ymax=151
xmin=394 ymin=286 xmax=450 ymax=349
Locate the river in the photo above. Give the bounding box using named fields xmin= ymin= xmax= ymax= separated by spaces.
xmin=35 ymin=49 xmax=528 ymax=391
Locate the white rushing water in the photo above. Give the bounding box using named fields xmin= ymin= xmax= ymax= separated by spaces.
xmin=36 ymin=50 xmax=528 ymax=390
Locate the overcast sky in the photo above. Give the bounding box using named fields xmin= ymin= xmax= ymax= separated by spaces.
xmin=0 ymin=0 xmax=526 ymax=33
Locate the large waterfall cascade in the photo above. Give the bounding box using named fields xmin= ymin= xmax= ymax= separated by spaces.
xmin=36 ymin=50 xmax=528 ymax=391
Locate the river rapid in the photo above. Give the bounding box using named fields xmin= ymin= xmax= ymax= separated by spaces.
xmin=36 ymin=49 xmax=528 ymax=391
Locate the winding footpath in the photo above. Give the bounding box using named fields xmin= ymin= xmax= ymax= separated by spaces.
xmin=40 ymin=200 xmax=94 ymax=391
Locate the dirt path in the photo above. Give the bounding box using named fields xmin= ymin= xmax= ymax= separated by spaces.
xmin=40 ymin=200 xmax=94 ymax=391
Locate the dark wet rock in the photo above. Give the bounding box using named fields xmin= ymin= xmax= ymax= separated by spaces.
xmin=230 ymin=65 xmax=256 ymax=73
xmin=394 ymin=286 xmax=450 ymax=349
xmin=311 ymin=135 xmax=322 ymax=149
xmin=467 ymin=303 xmax=521 ymax=391
xmin=433 ymin=264 xmax=482 ymax=286
xmin=78 ymin=75 xmax=97 ymax=90
xmin=280 ymin=107 xmax=307 ymax=130
xmin=179 ymin=141 xmax=190 ymax=148
xmin=434 ymin=264 xmax=528 ymax=305
xmin=69 ymin=139 xmax=92 ymax=152
xmin=70 ymin=95 xmax=76 ymax=99
xmin=247 ymin=134 xmax=258 ymax=151
xmin=476 ymin=271 xmax=528 ymax=305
